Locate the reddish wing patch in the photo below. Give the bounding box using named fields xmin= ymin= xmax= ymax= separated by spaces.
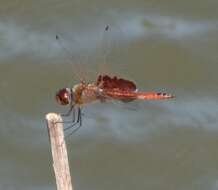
xmin=96 ymin=75 xmax=136 ymax=91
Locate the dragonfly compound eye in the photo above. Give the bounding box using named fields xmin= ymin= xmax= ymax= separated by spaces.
xmin=56 ymin=88 xmax=71 ymax=105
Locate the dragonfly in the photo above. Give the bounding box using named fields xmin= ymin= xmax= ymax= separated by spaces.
xmin=56 ymin=74 xmax=174 ymax=134
xmin=55 ymin=27 xmax=174 ymax=135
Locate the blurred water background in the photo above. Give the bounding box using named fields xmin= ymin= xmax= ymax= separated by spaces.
xmin=0 ymin=0 xmax=218 ymax=189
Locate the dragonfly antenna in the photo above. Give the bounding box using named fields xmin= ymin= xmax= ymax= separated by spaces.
xmin=55 ymin=34 xmax=75 ymax=65
xmin=55 ymin=34 xmax=83 ymax=81
xmin=96 ymin=24 xmax=112 ymax=76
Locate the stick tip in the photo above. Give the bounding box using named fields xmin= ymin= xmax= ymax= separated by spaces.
xmin=46 ymin=112 xmax=61 ymax=122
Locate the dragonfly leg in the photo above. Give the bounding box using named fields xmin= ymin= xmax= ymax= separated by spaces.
xmin=55 ymin=105 xmax=76 ymax=125
xmin=61 ymin=104 xmax=75 ymax=117
xmin=64 ymin=107 xmax=83 ymax=138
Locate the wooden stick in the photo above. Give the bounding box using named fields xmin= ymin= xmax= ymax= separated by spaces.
xmin=46 ymin=113 xmax=73 ymax=190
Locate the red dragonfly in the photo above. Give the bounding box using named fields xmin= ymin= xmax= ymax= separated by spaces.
xmin=56 ymin=74 xmax=174 ymax=134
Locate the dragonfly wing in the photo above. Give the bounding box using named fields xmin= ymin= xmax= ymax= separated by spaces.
xmin=96 ymin=75 xmax=137 ymax=91
xmin=95 ymin=75 xmax=174 ymax=101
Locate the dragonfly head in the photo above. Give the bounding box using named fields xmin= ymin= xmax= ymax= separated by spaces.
xmin=56 ymin=88 xmax=73 ymax=105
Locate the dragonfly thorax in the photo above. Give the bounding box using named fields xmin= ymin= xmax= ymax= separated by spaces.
xmin=56 ymin=88 xmax=73 ymax=105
